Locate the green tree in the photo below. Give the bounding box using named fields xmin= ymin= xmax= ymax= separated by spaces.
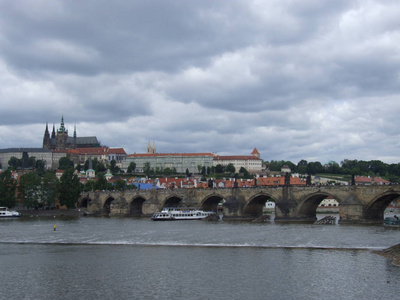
xmin=215 ymin=164 xmax=225 ymax=173
xmin=28 ymin=156 xmax=36 ymax=169
xmin=239 ymin=167 xmax=250 ymax=178
xmin=297 ymin=159 xmax=308 ymax=174
xmin=206 ymin=166 xmax=211 ymax=175
xmin=41 ymin=172 xmax=59 ymax=208
xmin=226 ymin=163 xmax=236 ymax=174
xmin=59 ymin=157 xmax=74 ymax=170
xmin=58 ymin=168 xmax=82 ymax=209
xmin=163 ymin=167 xmax=172 ymax=175
xmin=306 ymin=161 xmax=324 ymax=175
xmin=83 ymin=179 xmax=96 ymax=192
xmin=94 ymin=173 xmax=109 ymax=191
xmin=325 ymin=161 xmax=340 ymax=174
xmin=18 ymin=172 xmax=41 ymax=208
xmin=8 ymin=156 xmax=21 ymax=170
xmin=95 ymin=161 xmax=106 ymax=173
xmin=0 ymin=169 xmax=17 ymax=208
xmin=109 ymin=159 xmax=121 ymax=174
xmin=143 ymin=162 xmax=151 ymax=176
xmin=114 ymin=179 xmax=126 ymax=191
xmin=127 ymin=162 xmax=136 ymax=173
xmin=201 ymin=166 xmax=206 ymax=175
xmin=35 ymin=160 xmax=46 ymax=176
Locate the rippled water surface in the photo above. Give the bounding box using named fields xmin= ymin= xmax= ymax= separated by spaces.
xmin=1 ymin=216 xmax=400 ymax=300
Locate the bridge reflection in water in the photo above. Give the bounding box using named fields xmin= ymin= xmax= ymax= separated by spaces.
xmin=78 ymin=185 xmax=400 ymax=224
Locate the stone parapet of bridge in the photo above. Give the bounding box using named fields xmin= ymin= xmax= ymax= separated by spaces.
xmin=78 ymin=184 xmax=400 ymax=224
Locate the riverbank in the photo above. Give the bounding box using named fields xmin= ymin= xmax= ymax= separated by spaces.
xmin=372 ymin=243 xmax=400 ymax=267
xmin=18 ymin=208 xmax=84 ymax=218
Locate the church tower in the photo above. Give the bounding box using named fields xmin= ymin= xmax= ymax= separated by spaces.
xmin=73 ymin=125 xmax=77 ymax=149
xmin=51 ymin=124 xmax=56 ymax=139
xmin=147 ymin=141 xmax=156 ymax=154
xmin=56 ymin=116 xmax=69 ymax=150
xmin=43 ymin=122 xmax=51 ymax=149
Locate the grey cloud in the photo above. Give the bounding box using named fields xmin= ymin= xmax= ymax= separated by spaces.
xmin=1 ymin=0 xmax=400 ymax=165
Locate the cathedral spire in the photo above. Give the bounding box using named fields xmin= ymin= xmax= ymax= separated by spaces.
xmin=51 ymin=124 xmax=56 ymax=138
xmin=43 ymin=122 xmax=51 ymax=149
xmin=58 ymin=115 xmax=67 ymax=133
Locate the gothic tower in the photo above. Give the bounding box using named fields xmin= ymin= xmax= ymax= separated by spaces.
xmin=56 ymin=116 xmax=68 ymax=150
xmin=73 ymin=125 xmax=77 ymax=149
xmin=42 ymin=122 xmax=51 ymax=149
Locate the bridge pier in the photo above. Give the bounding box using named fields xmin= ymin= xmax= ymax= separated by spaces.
xmin=273 ymin=187 xmax=317 ymax=223
xmin=220 ymin=189 xmax=247 ymax=220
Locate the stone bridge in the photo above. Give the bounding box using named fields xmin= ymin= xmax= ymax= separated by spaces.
xmin=78 ymin=185 xmax=400 ymax=224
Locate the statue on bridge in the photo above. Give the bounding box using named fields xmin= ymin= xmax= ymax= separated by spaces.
xmin=284 ymin=172 xmax=291 ymax=186
xmin=306 ymin=175 xmax=312 ymax=186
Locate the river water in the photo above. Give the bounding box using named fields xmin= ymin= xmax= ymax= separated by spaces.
xmin=1 ymin=215 xmax=400 ymax=300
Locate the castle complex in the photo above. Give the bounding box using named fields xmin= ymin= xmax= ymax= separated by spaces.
xmin=42 ymin=116 xmax=100 ymax=150
xmin=1 ymin=117 xmax=262 ymax=174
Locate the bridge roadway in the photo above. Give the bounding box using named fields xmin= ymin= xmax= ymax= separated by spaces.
xmin=78 ymin=184 xmax=400 ymax=223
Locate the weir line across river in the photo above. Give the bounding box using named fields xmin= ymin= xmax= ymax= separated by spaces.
xmin=78 ymin=184 xmax=400 ymax=224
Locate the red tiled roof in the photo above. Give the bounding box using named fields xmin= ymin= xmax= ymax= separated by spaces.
xmin=355 ymin=176 xmax=390 ymax=184
xmin=73 ymin=147 xmax=110 ymax=154
xmin=108 ymin=148 xmax=126 ymax=154
xmin=251 ymin=148 xmax=260 ymax=155
xmin=128 ymin=153 xmax=215 ymax=158
xmin=214 ymin=155 xmax=261 ymax=160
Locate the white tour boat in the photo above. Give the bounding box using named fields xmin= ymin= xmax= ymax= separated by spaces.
xmin=0 ymin=207 xmax=21 ymax=218
xmin=151 ymin=207 xmax=215 ymax=221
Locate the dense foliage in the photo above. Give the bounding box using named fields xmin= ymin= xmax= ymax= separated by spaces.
xmin=0 ymin=169 xmax=17 ymax=208
xmin=266 ymin=159 xmax=400 ymax=182
xmin=58 ymin=168 xmax=82 ymax=209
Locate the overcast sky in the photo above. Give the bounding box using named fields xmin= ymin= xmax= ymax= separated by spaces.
xmin=1 ymin=0 xmax=400 ymax=165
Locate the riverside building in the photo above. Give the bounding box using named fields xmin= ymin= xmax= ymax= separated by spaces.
xmin=122 ymin=143 xmax=263 ymax=174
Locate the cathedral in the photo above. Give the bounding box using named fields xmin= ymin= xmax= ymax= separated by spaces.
xmin=42 ymin=116 xmax=100 ymax=150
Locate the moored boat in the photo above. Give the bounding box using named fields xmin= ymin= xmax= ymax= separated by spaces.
xmin=151 ymin=207 xmax=215 ymax=221
xmin=384 ymin=216 xmax=400 ymax=227
xmin=0 ymin=207 xmax=21 ymax=218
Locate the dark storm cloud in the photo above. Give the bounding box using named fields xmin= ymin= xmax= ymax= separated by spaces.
xmin=1 ymin=0 xmax=400 ymax=164
xmin=0 ymin=0 xmax=258 ymax=75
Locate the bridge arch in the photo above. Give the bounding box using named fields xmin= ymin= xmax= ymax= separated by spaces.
xmin=163 ymin=195 xmax=184 ymax=207
xmin=103 ymin=196 xmax=115 ymax=216
xmin=296 ymin=192 xmax=342 ymax=222
xmin=201 ymin=193 xmax=225 ymax=212
xmin=78 ymin=195 xmax=91 ymax=208
xmin=364 ymin=191 xmax=400 ymax=221
xmin=243 ymin=193 xmax=274 ymax=218
xmin=128 ymin=196 xmax=147 ymax=216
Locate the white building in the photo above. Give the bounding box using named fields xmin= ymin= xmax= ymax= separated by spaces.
xmin=0 ymin=148 xmax=53 ymax=170
xmin=123 ymin=152 xmax=215 ymax=174
xmin=213 ymin=148 xmax=263 ymax=174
